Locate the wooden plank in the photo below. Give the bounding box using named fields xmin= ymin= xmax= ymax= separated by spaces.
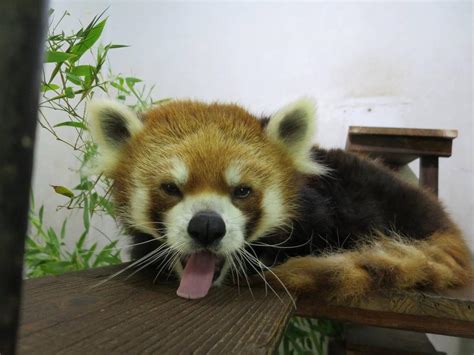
xmin=346 ymin=135 xmax=455 ymax=158
xmin=0 ymin=1 xmax=48 ymax=354
xmin=296 ymin=285 xmax=474 ymax=338
xmin=18 ymin=265 xmax=294 ymax=354
xmin=348 ymin=126 xmax=458 ymax=139
xmin=345 ymin=126 xmax=458 ymax=167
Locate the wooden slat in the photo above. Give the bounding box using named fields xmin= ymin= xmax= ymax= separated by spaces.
xmin=348 ymin=126 xmax=458 ymax=139
xmin=18 ymin=265 xmax=294 ymax=354
xmin=296 ymin=285 xmax=474 ymax=338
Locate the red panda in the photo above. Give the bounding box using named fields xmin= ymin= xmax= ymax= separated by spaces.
xmin=87 ymin=98 xmax=471 ymax=301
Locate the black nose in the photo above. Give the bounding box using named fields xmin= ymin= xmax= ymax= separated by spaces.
xmin=187 ymin=211 xmax=226 ymax=246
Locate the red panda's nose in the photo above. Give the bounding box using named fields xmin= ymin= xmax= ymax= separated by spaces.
xmin=187 ymin=211 xmax=226 ymax=247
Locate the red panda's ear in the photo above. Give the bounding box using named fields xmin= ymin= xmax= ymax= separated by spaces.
xmin=87 ymin=99 xmax=143 ymax=174
xmin=266 ymin=98 xmax=327 ymax=175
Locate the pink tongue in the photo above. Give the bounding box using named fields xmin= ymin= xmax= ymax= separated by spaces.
xmin=177 ymin=252 xmax=216 ymax=299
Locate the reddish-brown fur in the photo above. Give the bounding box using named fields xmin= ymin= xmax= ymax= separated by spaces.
xmin=258 ymin=228 xmax=472 ymax=301
xmin=89 ymin=98 xmax=472 ymax=301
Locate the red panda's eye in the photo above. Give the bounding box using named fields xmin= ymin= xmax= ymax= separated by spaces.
xmin=233 ymin=186 xmax=252 ymax=199
xmin=161 ymin=183 xmax=181 ymax=197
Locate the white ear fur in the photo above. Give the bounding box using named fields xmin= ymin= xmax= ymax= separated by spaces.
xmin=266 ymin=97 xmax=327 ymax=175
xmin=87 ymin=99 xmax=143 ymax=174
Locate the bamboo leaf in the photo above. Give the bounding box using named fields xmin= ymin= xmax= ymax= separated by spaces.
xmin=51 ymin=185 xmax=75 ymax=199
xmin=70 ymin=19 xmax=107 ymax=60
xmin=70 ymin=65 xmax=94 ymax=77
xmin=54 ymin=121 xmax=88 ymax=130
xmin=110 ymin=81 xmax=130 ymax=94
xmin=83 ymin=199 xmax=90 ymax=232
xmin=64 ymin=87 xmax=75 ymax=98
xmin=41 ymin=83 xmax=60 ymax=92
xmin=108 ymin=44 xmax=129 ymax=49
xmin=66 ymin=72 xmax=82 ymax=85
xmin=125 ymin=77 xmax=142 ymax=89
xmin=45 ymin=50 xmax=75 ymax=63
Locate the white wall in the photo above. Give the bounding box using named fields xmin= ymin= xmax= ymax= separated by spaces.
xmin=36 ymin=1 xmax=473 ymax=353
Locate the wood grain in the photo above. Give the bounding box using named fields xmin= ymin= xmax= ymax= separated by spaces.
xmin=296 ymin=285 xmax=474 ymax=338
xmin=18 ymin=265 xmax=294 ymax=354
xmin=348 ymin=126 xmax=458 ymax=139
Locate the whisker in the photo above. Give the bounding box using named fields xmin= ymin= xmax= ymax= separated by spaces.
xmin=241 ymin=248 xmax=296 ymax=308
xmin=90 ymin=246 xmax=164 ymax=289
xmin=233 ymin=250 xmax=255 ymax=300
xmin=125 ymin=243 xmax=173 ymax=279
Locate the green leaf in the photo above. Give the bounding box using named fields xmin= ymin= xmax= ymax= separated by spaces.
xmin=54 ymin=121 xmax=88 ymax=130
xmin=83 ymin=199 xmax=90 ymax=232
xmin=45 ymin=51 xmax=75 ymax=63
xmin=40 ymin=261 xmax=72 ymax=275
xmin=76 ymin=230 xmax=88 ymax=252
xmin=39 ymin=206 xmax=44 ymax=224
xmin=64 ymin=87 xmax=75 ymax=98
xmin=83 ymin=243 xmax=97 ymax=266
xmin=70 ymin=65 xmax=94 ymax=77
xmin=60 ymin=220 xmax=67 ymax=240
xmin=125 ymin=77 xmax=142 ymax=89
xmin=110 ymin=81 xmax=130 ymax=94
xmin=41 ymin=83 xmax=60 ymax=92
xmin=70 ymin=19 xmax=107 ymax=60
xmin=108 ymin=44 xmax=129 ymax=49
xmin=98 ymin=197 xmax=115 ymax=216
xmin=66 ymin=72 xmax=82 ymax=85
xmin=73 ymin=179 xmax=93 ymax=191
xmin=51 ymin=185 xmax=75 ymax=199
xmin=46 ymin=227 xmax=61 ymax=257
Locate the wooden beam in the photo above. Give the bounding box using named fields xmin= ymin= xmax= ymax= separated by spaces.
xmin=0 ymin=1 xmax=48 ymax=353
xmin=296 ymin=286 xmax=474 ymax=338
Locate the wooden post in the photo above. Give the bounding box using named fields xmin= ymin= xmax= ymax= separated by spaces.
xmin=0 ymin=1 xmax=48 ymax=354
xmin=420 ymin=156 xmax=439 ymax=196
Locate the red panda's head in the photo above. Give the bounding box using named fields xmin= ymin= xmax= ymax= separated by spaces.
xmin=88 ymin=98 xmax=325 ymax=298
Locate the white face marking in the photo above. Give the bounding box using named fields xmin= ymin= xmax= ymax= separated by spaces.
xmin=164 ymin=193 xmax=246 ymax=256
xmin=249 ymin=185 xmax=287 ymax=241
xmin=169 ymin=157 xmax=189 ymax=185
xmin=129 ymin=183 xmax=157 ymax=236
xmin=225 ymin=162 xmax=242 ymax=186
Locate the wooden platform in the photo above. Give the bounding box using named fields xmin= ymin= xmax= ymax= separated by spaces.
xmin=18 ymin=264 xmax=473 ymax=354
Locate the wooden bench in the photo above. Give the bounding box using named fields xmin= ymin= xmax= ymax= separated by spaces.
xmin=18 ymin=264 xmax=473 ymax=354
